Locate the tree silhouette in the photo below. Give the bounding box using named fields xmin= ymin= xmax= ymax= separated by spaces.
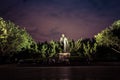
xmin=95 ymin=20 xmax=120 ymax=53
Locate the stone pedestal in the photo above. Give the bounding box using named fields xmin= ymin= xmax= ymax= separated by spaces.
xmin=58 ymin=53 xmax=70 ymax=63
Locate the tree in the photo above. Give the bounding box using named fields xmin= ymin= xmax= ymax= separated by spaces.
xmin=82 ymin=39 xmax=97 ymax=61
xmin=41 ymin=43 xmax=48 ymax=58
xmin=68 ymin=39 xmax=75 ymax=54
xmin=95 ymin=20 xmax=120 ymax=53
xmin=72 ymin=39 xmax=83 ymax=56
xmin=0 ymin=17 xmax=37 ymax=57
xmin=49 ymin=40 xmax=60 ymax=57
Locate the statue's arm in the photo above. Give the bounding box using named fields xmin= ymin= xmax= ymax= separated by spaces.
xmin=60 ymin=38 xmax=63 ymax=44
xmin=64 ymin=38 xmax=69 ymax=45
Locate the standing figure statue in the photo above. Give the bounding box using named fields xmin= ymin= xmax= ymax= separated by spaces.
xmin=60 ymin=34 xmax=69 ymax=52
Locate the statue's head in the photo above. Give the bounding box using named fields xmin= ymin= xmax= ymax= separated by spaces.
xmin=62 ymin=34 xmax=65 ymax=37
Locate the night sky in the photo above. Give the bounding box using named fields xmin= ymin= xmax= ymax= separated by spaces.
xmin=0 ymin=0 xmax=120 ymax=42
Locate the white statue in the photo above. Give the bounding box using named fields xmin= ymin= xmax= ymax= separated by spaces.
xmin=60 ymin=34 xmax=69 ymax=52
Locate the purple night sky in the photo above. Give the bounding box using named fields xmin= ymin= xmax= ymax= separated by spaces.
xmin=0 ymin=0 xmax=120 ymax=42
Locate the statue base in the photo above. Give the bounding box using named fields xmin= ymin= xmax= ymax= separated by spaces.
xmin=58 ymin=53 xmax=70 ymax=63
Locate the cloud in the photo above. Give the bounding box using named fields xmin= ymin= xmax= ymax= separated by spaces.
xmin=0 ymin=0 xmax=120 ymax=42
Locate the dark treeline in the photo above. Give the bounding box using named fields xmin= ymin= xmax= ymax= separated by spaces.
xmin=0 ymin=17 xmax=120 ymax=64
